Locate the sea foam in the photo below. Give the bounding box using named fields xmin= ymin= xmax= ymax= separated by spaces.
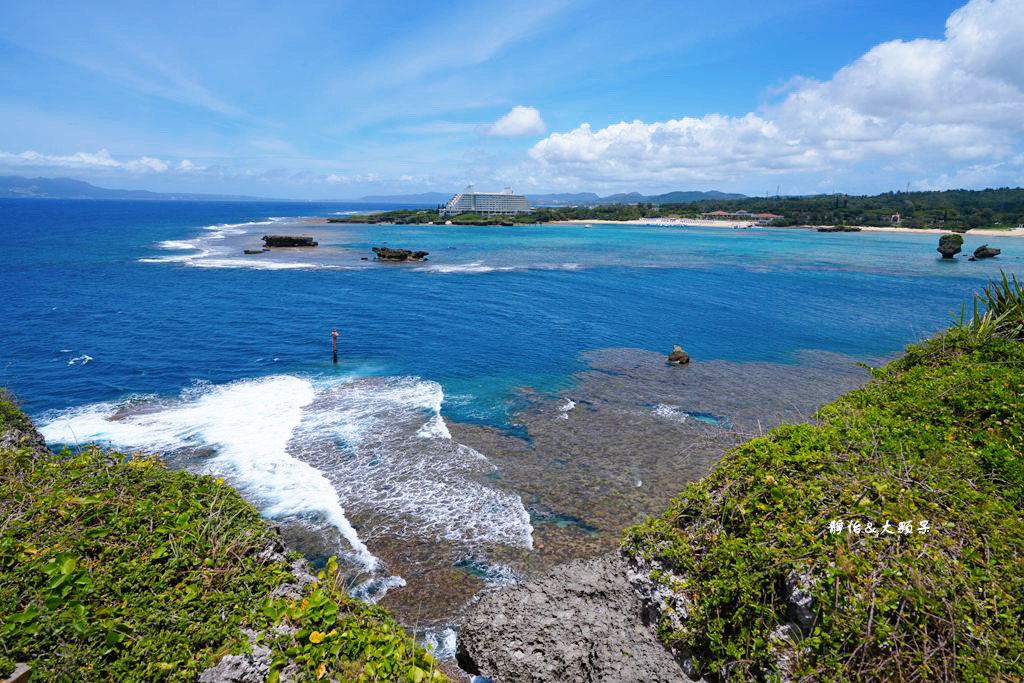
xmin=37 ymin=375 xmax=377 ymax=569
xmin=36 ymin=372 xmax=534 ymax=572
xmin=295 ymin=376 xmax=534 ymax=549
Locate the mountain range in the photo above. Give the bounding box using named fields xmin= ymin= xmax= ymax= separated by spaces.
xmin=0 ymin=175 xmax=747 ymax=205
xmin=0 ymin=176 xmax=271 ymax=201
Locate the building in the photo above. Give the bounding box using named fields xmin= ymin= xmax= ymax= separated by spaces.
xmin=439 ymin=185 xmax=533 ymax=217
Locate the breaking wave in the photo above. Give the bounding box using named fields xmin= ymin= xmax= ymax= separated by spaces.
xmin=36 ymin=372 xmax=533 ymax=572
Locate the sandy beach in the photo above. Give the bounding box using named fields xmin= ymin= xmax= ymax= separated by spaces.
xmin=553 ymin=218 xmax=1024 ymax=237
xmin=553 ymin=217 xmax=758 ymax=228
xmin=847 ymin=225 xmax=1024 ymax=237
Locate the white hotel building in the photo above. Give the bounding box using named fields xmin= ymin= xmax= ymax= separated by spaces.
xmin=439 ymin=185 xmax=533 ymax=217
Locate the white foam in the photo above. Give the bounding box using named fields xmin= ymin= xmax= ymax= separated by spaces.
xmin=348 ymin=574 xmax=407 ymax=603
xmin=423 ymin=628 xmax=457 ymax=660
xmin=653 ymin=403 xmax=688 ymax=422
xmin=37 ymin=375 xmax=377 ymax=569
xmin=157 ymin=240 xmax=200 ymax=250
xmin=68 ymin=354 xmax=92 ymax=366
xmin=190 ymin=258 xmax=330 ymax=271
xmin=558 ymin=398 xmax=576 ymax=419
xmin=37 ymin=372 xmax=533 ymax=575
xmin=418 ymin=262 xmax=514 ymax=274
xmin=295 ymin=376 xmax=534 ymax=549
xmin=203 ymin=219 xmax=276 ymax=231
xmin=418 ymin=261 xmax=585 ymax=275
xmin=416 ymin=413 xmax=452 ymax=439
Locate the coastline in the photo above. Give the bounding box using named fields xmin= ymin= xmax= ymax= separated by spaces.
xmin=550 ymin=217 xmax=758 ymax=228
xmin=842 ymin=224 xmax=1024 ymax=237
xmin=549 ymin=218 xmax=1024 ymax=236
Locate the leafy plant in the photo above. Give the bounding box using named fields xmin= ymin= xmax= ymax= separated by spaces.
xmin=958 ymin=270 xmax=1024 ymax=341
xmin=264 ymin=558 xmax=444 ymax=682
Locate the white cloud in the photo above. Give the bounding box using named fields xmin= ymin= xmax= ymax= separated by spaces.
xmin=489 ymin=106 xmax=547 ymax=137
xmin=177 ymin=159 xmax=206 ymax=172
xmin=325 ymin=172 xmax=381 ymax=184
xmin=529 ymin=0 xmax=1024 ymax=188
xmin=0 ymin=148 xmax=197 ymax=174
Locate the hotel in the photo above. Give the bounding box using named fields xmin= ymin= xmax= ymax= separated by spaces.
xmin=439 ymin=185 xmax=533 ymax=217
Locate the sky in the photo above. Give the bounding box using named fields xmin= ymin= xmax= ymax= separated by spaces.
xmin=1 ymin=0 xmax=1022 ymax=199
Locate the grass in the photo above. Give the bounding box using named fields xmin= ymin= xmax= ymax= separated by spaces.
xmin=0 ymin=394 xmax=447 ymax=682
xmin=624 ymin=275 xmax=1024 ymax=681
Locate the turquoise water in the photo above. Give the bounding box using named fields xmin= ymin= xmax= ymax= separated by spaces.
xmin=1 ymin=198 xmax=1020 ymax=591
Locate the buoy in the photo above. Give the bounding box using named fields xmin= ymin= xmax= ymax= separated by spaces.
xmin=332 ymin=328 xmax=339 ymax=364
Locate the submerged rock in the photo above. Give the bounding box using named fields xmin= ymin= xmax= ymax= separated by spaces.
xmin=668 ymin=345 xmax=690 ymax=365
xmin=371 ymin=247 xmax=429 ymax=262
xmin=972 ymin=244 xmax=1001 ymax=260
xmin=262 ymin=235 xmax=318 ymax=248
xmin=456 ymin=553 xmax=685 ymax=683
xmin=243 ymin=248 xmax=269 ymax=255
xmin=937 ymin=233 xmax=963 ymax=259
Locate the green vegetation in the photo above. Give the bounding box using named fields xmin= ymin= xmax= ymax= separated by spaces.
xmin=624 ymin=276 xmax=1024 ymax=681
xmin=331 ymin=187 xmax=1024 ymax=229
xmin=0 ymin=393 xmax=446 ymax=682
xmin=263 ymin=558 xmax=444 ymax=683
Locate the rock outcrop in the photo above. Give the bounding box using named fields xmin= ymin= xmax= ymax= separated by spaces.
xmin=243 ymin=248 xmax=269 ymax=255
xmin=456 ymin=553 xmax=685 ymax=683
xmin=371 ymin=247 xmax=429 ymax=262
xmin=0 ymin=392 xmax=49 ymax=458
xmin=199 ymin=545 xmax=315 ymax=683
xmin=971 ymin=244 xmax=1001 ymax=260
xmin=668 ymin=345 xmax=690 ymax=365
xmin=262 ymin=235 xmax=318 ymax=247
xmin=937 ymin=233 xmax=964 ymax=259
xmin=816 ymin=226 xmax=862 ymax=232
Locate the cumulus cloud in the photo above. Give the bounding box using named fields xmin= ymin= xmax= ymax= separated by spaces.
xmin=529 ymin=0 xmax=1024 ymax=186
xmin=489 ymin=105 xmax=546 ymax=136
xmin=0 ymin=148 xmax=204 ymax=174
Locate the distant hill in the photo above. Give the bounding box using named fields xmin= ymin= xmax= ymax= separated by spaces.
xmin=360 ymin=189 xmax=747 ymax=207
xmin=0 ymin=175 xmax=273 ymax=201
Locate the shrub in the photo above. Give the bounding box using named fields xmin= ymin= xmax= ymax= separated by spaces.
xmin=625 ymin=325 xmax=1024 ymax=681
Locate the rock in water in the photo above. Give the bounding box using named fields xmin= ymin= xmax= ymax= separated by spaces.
xmin=371 ymin=247 xmax=429 ymax=262
xmin=973 ymin=244 xmax=1001 ymax=259
xmin=667 ymin=345 xmax=690 ymax=365
xmin=937 ymin=233 xmax=963 ymax=259
xmin=456 ymin=554 xmax=685 ymax=683
xmin=262 ymin=235 xmax=318 ymax=247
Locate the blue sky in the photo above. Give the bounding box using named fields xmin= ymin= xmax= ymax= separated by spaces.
xmin=1 ymin=0 xmax=1022 ymax=199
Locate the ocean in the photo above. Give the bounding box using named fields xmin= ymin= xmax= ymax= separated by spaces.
xmin=1 ymin=198 xmax=1019 ymax=627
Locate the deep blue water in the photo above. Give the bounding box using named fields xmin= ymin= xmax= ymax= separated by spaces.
xmin=2 ymin=198 xmax=1020 ymax=424
xmin=4 ymin=197 xmax=1022 ymax=599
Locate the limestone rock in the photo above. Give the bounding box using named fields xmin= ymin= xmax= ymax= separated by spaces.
xmin=456 ymin=553 xmax=686 ymax=683
xmin=262 ymin=235 xmax=318 ymax=247
xmin=198 ymin=630 xmax=270 ymax=683
xmin=371 ymin=247 xmax=429 ymax=262
xmin=668 ymin=345 xmax=690 ymax=365
xmin=972 ymin=244 xmax=1001 ymax=260
xmin=937 ymin=233 xmax=963 ymax=259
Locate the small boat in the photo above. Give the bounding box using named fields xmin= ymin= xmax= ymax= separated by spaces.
xmin=584 ymin=224 xmax=592 ymax=229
